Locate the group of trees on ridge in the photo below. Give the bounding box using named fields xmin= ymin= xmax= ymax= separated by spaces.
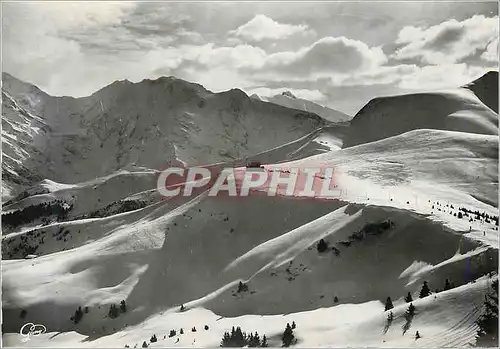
xmin=2 ymin=200 xmax=72 ymax=229
xmin=384 ymin=279 xmax=458 ymax=313
xmin=220 ymin=321 xmax=296 ymax=347
xmin=220 ymin=327 xmax=268 ymax=347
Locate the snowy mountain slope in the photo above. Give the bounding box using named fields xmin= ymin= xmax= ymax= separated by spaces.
xmin=2 ymin=72 xmax=498 ymax=348
xmin=2 ymin=127 xmax=498 ymax=338
xmin=202 ymin=204 xmax=496 ymax=317
xmin=344 ymin=75 xmax=498 ymax=148
xmin=2 ymin=277 xmax=495 ymax=348
xmin=2 ymin=171 xmax=160 ymax=218
xmin=2 ymin=188 xmax=497 ymax=334
xmin=292 ymin=129 xmax=499 ymax=209
xmin=0 ymin=125 xmax=338 ymax=231
xmin=2 ymin=73 xmax=327 ymax=198
xmin=1 ymin=90 xmax=52 ymax=200
xmin=257 ymin=91 xmax=352 ymax=123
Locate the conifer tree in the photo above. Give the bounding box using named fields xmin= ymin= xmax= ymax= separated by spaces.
xmin=120 ymin=300 xmax=127 ymax=313
xmin=253 ymin=332 xmax=260 ymax=347
xmin=419 ymin=281 xmax=431 ymax=298
xmin=220 ymin=331 xmax=231 ymax=347
xmin=404 ymin=292 xmax=413 ymax=303
xmin=317 ymin=239 xmax=328 ymax=253
xmin=248 ymin=333 xmax=255 ymax=347
xmin=282 ymin=323 xmax=295 ymax=347
xmin=406 ymin=303 xmax=416 ymax=317
xmin=444 ymin=279 xmax=451 ymax=291
xmin=384 ymin=297 xmax=394 ymax=311
xmin=476 ymin=279 xmax=498 ymax=346
xmin=261 ymin=335 xmax=268 ymax=347
xmin=237 ymin=281 xmax=249 ymax=293
xmin=74 ymin=306 xmax=83 ymax=324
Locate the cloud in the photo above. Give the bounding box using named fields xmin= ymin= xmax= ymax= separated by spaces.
xmin=245 ymin=87 xmax=326 ymax=102
xmin=336 ymin=65 xmax=419 ymax=86
xmin=167 ymin=36 xmax=387 ymax=88
xmin=393 ymin=15 xmax=499 ymax=64
xmin=256 ymin=37 xmax=387 ymax=78
xmin=3 ymin=2 xmax=495 ymax=112
xmin=2 ymin=2 xmax=139 ymax=95
xmin=481 ymin=38 xmax=499 ymax=62
xmin=398 ymin=63 xmax=486 ymax=90
xmin=193 ymin=44 xmax=267 ymax=69
xmin=230 ymin=14 xmax=314 ymax=41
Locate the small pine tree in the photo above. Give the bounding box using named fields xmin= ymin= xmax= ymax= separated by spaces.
xmin=169 ymin=329 xmax=176 ymax=337
xmin=220 ymin=331 xmax=231 ymax=347
xmin=261 ymin=335 xmax=268 ymax=347
xmin=406 ymin=303 xmax=416 ymax=317
xmin=236 ymin=327 xmax=246 ymax=346
xmin=253 ymin=332 xmax=260 ymax=347
xmin=384 ymin=311 xmax=394 ymax=335
xmin=74 ymin=306 xmax=83 ymax=324
xmin=180 ymin=328 xmax=184 ymax=334
xmin=384 ymin=297 xmax=394 ymax=311
xmin=180 ymin=304 xmax=185 ymax=312
xmin=476 ymin=279 xmax=499 ymax=346
xmin=334 ymin=296 xmax=339 ymax=303
xmin=248 ymin=333 xmax=256 ymax=347
xmin=291 ymin=321 xmax=296 ymax=329
xmin=192 ymin=327 xmax=197 ymax=332
xmin=142 ymin=341 xmax=148 ymax=348
xmin=317 ymin=239 xmax=328 ymax=253
xmin=402 ymin=303 xmax=416 ymax=336
xmin=444 ymin=279 xmax=451 ymax=291
xmin=120 ymin=300 xmax=127 ymax=313
xmin=419 ymin=281 xmax=431 ymax=298
xmin=237 ymin=281 xmax=248 ymax=293
xmin=150 ymin=335 xmax=157 ymax=343
xmin=405 ymin=292 xmax=413 ymax=303
xmin=282 ymin=323 xmax=295 ymax=347
xmin=205 ymin=325 xmax=209 ymax=330
xmin=415 ymin=331 xmax=421 ymax=340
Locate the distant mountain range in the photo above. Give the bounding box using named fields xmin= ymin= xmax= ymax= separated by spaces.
xmin=251 ymin=90 xmax=352 ymax=123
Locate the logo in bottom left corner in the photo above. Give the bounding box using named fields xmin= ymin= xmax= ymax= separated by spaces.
xmin=19 ymin=322 xmax=47 ymax=342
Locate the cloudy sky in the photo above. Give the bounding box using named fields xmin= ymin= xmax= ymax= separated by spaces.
xmin=2 ymin=1 xmax=498 ymax=114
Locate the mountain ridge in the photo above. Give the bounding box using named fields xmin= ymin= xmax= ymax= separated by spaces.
xmin=1 ymin=73 xmax=329 ymax=200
